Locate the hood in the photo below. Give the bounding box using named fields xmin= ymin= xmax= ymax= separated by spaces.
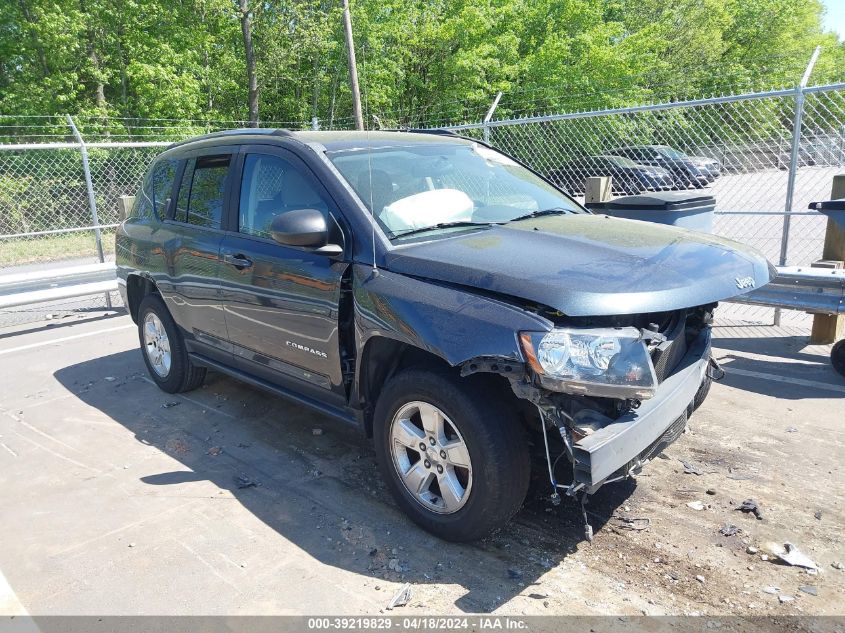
xmin=385 ymin=214 xmax=774 ymax=317
xmin=636 ymin=166 xmax=673 ymax=177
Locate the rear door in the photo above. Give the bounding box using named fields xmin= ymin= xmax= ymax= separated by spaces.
xmin=158 ymin=148 xmax=236 ymax=362
xmin=218 ymin=144 xmax=350 ymax=401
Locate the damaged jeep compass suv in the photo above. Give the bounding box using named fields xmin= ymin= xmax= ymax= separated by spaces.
xmin=117 ymin=129 xmax=773 ymax=542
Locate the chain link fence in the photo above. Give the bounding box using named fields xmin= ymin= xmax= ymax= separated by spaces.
xmin=0 ymin=114 xmax=335 ymax=326
xmin=0 ymin=143 xmax=166 ymax=326
xmin=2 ymin=84 xmax=845 ymax=327
xmin=444 ymin=83 xmax=845 ymax=324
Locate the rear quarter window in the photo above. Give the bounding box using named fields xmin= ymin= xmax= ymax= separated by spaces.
xmin=132 ymin=158 xmax=177 ymax=219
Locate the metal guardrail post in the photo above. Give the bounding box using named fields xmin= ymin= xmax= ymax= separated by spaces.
xmin=67 ymin=115 xmax=112 ymax=309
xmin=775 ymin=47 xmax=821 ymax=325
xmin=482 ymin=91 xmax=502 ymax=145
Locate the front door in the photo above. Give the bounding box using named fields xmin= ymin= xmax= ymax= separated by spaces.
xmin=218 ymin=146 xmax=349 ymax=400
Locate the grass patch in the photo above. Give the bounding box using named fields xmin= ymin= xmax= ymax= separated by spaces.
xmin=0 ymin=230 xmax=116 ymax=268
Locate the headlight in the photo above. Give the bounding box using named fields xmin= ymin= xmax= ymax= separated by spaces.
xmin=520 ymin=327 xmax=658 ymax=399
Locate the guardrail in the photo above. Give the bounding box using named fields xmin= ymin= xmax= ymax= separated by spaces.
xmin=0 ymin=262 xmax=117 ymax=309
xmin=733 ymin=266 xmax=845 ymax=315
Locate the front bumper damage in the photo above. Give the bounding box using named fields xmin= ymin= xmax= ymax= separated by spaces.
xmin=570 ymin=327 xmax=710 ymax=492
xmin=526 ymin=326 xmax=712 ymax=541
xmin=512 ymin=325 xmax=712 ymax=498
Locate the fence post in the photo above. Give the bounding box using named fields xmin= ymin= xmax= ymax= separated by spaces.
xmin=311 ymin=116 xmax=320 ymax=131
xmin=775 ymin=45 xmax=821 ymax=325
xmin=482 ymin=91 xmax=503 ymax=145
xmin=67 ymin=115 xmax=111 ymax=309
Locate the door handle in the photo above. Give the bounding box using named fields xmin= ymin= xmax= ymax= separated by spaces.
xmin=223 ymin=253 xmax=253 ymax=269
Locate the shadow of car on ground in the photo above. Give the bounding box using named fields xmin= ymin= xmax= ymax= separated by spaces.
xmin=712 ymin=334 xmax=843 ymax=400
xmin=55 ymin=348 xmax=637 ymax=613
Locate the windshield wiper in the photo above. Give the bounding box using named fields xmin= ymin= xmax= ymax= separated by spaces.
xmin=507 ymin=207 xmax=572 ymax=223
xmin=391 ymin=221 xmax=493 ymax=239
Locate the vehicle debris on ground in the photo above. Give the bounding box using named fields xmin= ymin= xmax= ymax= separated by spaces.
xmin=762 ymin=542 xmax=820 ymax=571
xmin=736 ymin=498 xmax=763 ymax=520
xmin=386 ymin=583 xmax=412 ymax=610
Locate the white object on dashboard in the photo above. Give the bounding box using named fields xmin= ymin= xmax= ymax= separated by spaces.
xmin=381 ymin=188 xmax=474 ymax=232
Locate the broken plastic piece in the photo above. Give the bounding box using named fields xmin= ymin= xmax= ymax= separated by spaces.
xmin=386 ymin=583 xmax=412 ymax=610
xmin=681 ymin=460 xmax=704 ymax=475
xmin=707 ymin=356 xmax=726 ymax=381
xmin=609 ymin=515 xmax=650 ymax=531
xmin=235 ymin=474 xmax=258 ymax=489
xmin=763 ymin=542 xmax=820 ymax=571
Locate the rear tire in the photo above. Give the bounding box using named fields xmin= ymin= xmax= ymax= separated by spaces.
xmin=374 ymin=367 xmax=530 ymax=542
xmin=138 ymin=294 xmax=206 ymax=393
xmin=831 ymin=339 xmax=845 ymax=378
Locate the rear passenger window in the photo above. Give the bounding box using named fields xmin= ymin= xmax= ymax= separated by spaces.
xmin=133 ymin=158 xmax=176 ymax=219
xmin=238 ymin=154 xmax=328 ymax=238
xmin=174 ymin=155 xmax=230 ymax=229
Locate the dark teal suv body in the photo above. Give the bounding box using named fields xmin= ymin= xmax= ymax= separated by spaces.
xmin=117 ymin=129 xmax=773 ymax=541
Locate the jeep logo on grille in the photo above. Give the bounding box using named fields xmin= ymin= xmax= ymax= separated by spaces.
xmin=735 ymin=276 xmax=755 ymax=290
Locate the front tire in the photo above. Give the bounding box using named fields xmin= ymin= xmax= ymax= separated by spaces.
xmin=137 ymin=294 xmax=206 ymax=393
xmin=374 ymin=368 xmax=530 ymax=542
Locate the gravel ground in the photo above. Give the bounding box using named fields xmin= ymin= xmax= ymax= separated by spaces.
xmin=0 ymin=313 xmax=842 ymax=617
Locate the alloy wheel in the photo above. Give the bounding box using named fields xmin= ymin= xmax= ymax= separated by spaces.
xmin=389 ymin=401 xmax=473 ymax=514
xmin=143 ymin=312 xmax=172 ymax=378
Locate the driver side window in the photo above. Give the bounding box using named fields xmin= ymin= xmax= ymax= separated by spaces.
xmin=238 ymin=154 xmax=328 ymax=239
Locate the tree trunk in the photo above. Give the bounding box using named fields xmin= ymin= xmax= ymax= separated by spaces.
xmin=115 ymin=0 xmax=129 ymax=110
xmin=18 ymin=0 xmax=50 ymax=78
xmin=328 ymin=58 xmax=341 ymax=127
xmin=89 ymin=47 xmax=107 ymax=111
xmin=239 ymin=0 xmax=259 ymax=127
xmin=78 ymin=0 xmax=107 ymax=110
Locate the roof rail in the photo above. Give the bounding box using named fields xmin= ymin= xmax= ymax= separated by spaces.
xmin=168 ymin=127 xmax=293 ymax=149
xmin=392 ymin=128 xmax=459 ymax=137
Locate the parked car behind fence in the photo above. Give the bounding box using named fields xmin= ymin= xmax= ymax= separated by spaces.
xmin=607 ymin=145 xmax=715 ymax=188
xmin=547 ymin=155 xmax=675 ymax=195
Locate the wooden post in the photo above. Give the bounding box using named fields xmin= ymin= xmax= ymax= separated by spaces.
xmin=585 ymin=177 xmax=612 ymax=204
xmin=118 ymin=195 xmax=135 ymax=222
xmin=810 ymin=173 xmax=845 ymax=344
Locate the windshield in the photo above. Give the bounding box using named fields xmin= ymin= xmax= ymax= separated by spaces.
xmin=657 ymin=146 xmax=688 ymax=160
xmin=326 ymin=142 xmax=581 ymax=240
xmin=600 ymin=155 xmax=640 ymax=168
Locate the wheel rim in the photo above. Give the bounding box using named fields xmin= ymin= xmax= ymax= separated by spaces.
xmin=143 ymin=312 xmax=172 ymax=378
xmin=389 ymin=401 xmax=473 ymax=515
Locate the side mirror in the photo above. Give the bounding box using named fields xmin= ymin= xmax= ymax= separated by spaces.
xmin=270 ymin=208 xmax=336 ymax=251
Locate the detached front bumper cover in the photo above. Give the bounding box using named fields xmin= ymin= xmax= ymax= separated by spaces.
xmin=571 ymin=328 xmax=711 ymax=492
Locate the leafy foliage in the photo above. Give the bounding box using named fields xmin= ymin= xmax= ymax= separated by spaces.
xmin=0 ymin=0 xmax=842 ymax=132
